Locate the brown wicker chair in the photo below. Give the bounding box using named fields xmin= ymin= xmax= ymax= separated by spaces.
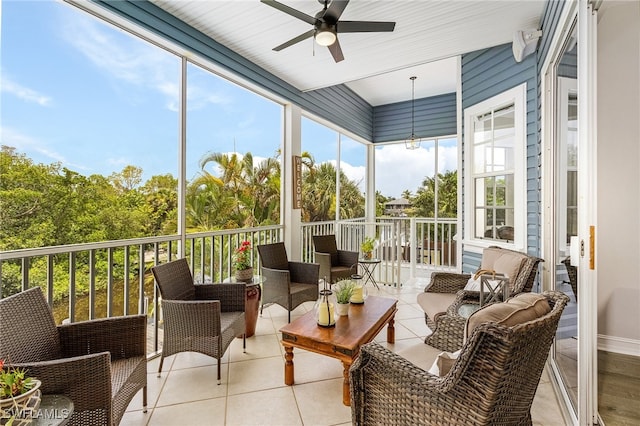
xmin=312 ymin=234 xmax=358 ymax=283
xmin=257 ymin=242 xmax=319 ymax=322
xmin=0 ymin=287 xmax=147 ymax=426
xmin=151 ymin=258 xmax=246 ymax=384
xmin=417 ymin=246 xmax=543 ymax=351
xmin=350 ymin=291 xmax=570 ymax=426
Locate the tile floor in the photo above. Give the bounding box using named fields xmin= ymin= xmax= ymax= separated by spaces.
xmin=120 ymin=283 xmax=568 ymax=426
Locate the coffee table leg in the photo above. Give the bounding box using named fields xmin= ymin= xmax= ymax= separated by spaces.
xmin=284 ymin=346 xmax=294 ymax=385
xmin=387 ymin=316 xmax=395 ymax=343
xmin=342 ymin=361 xmax=351 ymax=406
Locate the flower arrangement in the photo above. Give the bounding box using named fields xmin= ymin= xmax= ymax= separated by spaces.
xmin=360 ymin=237 xmax=375 ymax=257
xmin=334 ymin=279 xmax=356 ymax=304
xmin=0 ymin=360 xmax=36 ymax=400
xmin=233 ymin=241 xmax=252 ymax=271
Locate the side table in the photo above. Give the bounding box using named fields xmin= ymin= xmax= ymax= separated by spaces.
xmin=223 ymin=275 xmax=263 ymax=337
xmin=357 ymin=258 xmax=381 ymax=289
xmin=32 ymin=394 xmax=74 ymax=426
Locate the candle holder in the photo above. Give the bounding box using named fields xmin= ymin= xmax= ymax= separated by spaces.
xmin=314 ymin=279 xmax=336 ymax=327
xmin=349 ymin=274 xmax=367 ymax=304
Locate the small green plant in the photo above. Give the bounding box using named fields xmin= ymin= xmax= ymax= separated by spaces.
xmin=334 ymin=279 xmax=356 ymax=304
xmin=0 ymin=360 xmax=36 ymax=400
xmin=360 ymin=237 xmax=375 ymax=254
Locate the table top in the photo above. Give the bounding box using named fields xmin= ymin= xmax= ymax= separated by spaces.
xmin=358 ymin=258 xmax=381 ymax=264
xmin=222 ymin=275 xmax=263 ymax=285
xmin=33 ymin=394 xmax=74 ymax=426
xmin=279 ymin=296 xmax=397 ymax=355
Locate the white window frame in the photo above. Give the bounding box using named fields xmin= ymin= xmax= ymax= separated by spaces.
xmin=463 ymin=83 xmax=527 ymax=252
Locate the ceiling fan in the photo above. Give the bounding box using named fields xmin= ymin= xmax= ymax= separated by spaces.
xmin=261 ymin=0 xmax=396 ymax=63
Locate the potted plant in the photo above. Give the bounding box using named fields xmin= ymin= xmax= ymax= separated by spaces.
xmin=360 ymin=237 xmax=375 ymax=259
xmin=0 ymin=359 xmax=42 ymax=420
xmin=233 ymin=240 xmax=253 ymax=283
xmin=333 ymin=279 xmax=356 ymax=316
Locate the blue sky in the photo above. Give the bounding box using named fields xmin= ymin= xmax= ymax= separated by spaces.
xmin=1 ymin=0 xmax=457 ymax=199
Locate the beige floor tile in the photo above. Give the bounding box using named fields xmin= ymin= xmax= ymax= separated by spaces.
xmin=531 ymin=381 xmax=568 ymax=425
xmin=126 ymin=371 xmax=167 ymax=413
xmin=228 ymin=332 xmax=281 ymax=361
xmin=227 ymin=356 xmax=286 ymax=395
xmin=156 ymin=364 xmax=228 ymax=406
xmin=285 ymin=350 xmax=344 ymax=384
xmin=150 ymin=398 xmax=227 ymax=426
xmin=399 ymin=316 xmax=432 ymax=338
xmin=394 ymin=301 xmax=426 ymax=320
xmin=294 ymin=378 xmax=352 ymax=426
xmin=226 ymin=387 xmax=302 ymax=426
xmin=169 ymin=351 xmax=221 ymax=371
xmin=120 ymin=406 xmax=153 ymax=426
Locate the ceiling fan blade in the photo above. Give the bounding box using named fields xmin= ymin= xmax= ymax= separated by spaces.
xmin=337 ymin=21 xmax=396 ymax=33
xmin=328 ymin=38 xmax=344 ymax=63
xmin=273 ymin=29 xmax=315 ymax=51
xmin=323 ymin=0 xmax=349 ymax=22
xmin=261 ymin=0 xmax=316 ymax=25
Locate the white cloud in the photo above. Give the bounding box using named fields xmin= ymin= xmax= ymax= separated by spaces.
xmin=375 ymin=143 xmax=458 ymax=199
xmin=0 ymin=126 xmax=88 ymax=170
xmin=1 ymin=73 xmax=52 ymax=106
xmin=60 ymin=16 xmax=229 ymax=112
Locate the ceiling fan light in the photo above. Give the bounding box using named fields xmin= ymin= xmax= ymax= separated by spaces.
xmin=315 ymin=29 xmax=336 ymax=46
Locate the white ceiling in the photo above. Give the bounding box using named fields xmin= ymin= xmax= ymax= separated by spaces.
xmin=149 ymin=0 xmax=546 ymax=106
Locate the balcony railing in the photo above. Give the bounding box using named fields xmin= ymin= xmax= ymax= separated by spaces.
xmin=0 ymin=217 xmax=456 ymax=355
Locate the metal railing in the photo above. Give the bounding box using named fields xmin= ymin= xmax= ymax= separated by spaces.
xmin=0 ymin=225 xmax=282 ymax=355
xmin=0 ymin=217 xmax=457 ymax=354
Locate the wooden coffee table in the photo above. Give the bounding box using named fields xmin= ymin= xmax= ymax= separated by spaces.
xmin=279 ymin=295 xmax=397 ymax=406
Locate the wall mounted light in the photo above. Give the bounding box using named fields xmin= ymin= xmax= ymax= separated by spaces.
xmin=512 ymin=29 xmax=542 ymax=62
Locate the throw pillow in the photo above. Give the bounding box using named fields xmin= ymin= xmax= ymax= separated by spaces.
xmin=464 ymin=292 xmax=551 ymax=342
xmin=428 ymin=350 xmax=461 ymax=376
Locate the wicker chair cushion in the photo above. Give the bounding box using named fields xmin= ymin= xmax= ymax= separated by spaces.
xmin=480 ymin=247 xmax=527 ymax=291
xmin=416 ymin=292 xmax=457 ymax=323
xmin=396 ymin=339 xmax=443 ymax=371
xmin=465 ymin=292 xmax=551 ymax=340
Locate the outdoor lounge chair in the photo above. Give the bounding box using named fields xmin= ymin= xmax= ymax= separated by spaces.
xmin=151 ymin=258 xmax=246 ymax=384
xmin=350 ymin=291 xmax=570 ymax=425
xmin=312 ymin=234 xmax=358 ymax=283
xmin=417 ymin=246 xmax=543 ymax=351
xmin=0 ymin=287 xmax=147 ymax=426
xmin=257 ymin=242 xmax=319 ymax=322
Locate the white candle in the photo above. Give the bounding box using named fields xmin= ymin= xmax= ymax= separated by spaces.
xmin=350 ymin=286 xmax=364 ymax=303
xmin=317 ymin=302 xmax=335 ymax=326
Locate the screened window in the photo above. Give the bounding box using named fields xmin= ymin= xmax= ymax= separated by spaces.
xmin=464 ymin=84 xmax=526 ymax=249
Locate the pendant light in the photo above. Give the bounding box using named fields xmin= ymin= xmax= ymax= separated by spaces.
xmin=405 ymin=76 xmax=421 ymax=150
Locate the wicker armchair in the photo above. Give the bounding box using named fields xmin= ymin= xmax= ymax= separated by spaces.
xmin=151 ymin=258 xmax=246 ymax=384
xmin=0 ymin=287 xmax=147 ymax=426
xmin=257 ymin=242 xmax=319 ymax=322
xmin=312 ymin=234 xmax=358 ymax=283
xmin=417 ymin=246 xmax=543 ymax=351
xmin=350 ymin=291 xmax=570 ymax=426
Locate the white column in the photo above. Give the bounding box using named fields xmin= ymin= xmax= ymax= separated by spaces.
xmin=283 ymin=104 xmax=302 ymax=260
xmin=365 ymin=144 xmax=376 ymax=222
xmin=177 ymin=57 xmax=187 ymax=258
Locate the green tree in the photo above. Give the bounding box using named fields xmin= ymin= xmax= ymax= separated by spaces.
xmin=412 ymin=170 xmax=458 ymax=218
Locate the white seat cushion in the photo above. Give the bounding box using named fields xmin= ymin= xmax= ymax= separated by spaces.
xmin=416 ymin=292 xmax=457 ymax=322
